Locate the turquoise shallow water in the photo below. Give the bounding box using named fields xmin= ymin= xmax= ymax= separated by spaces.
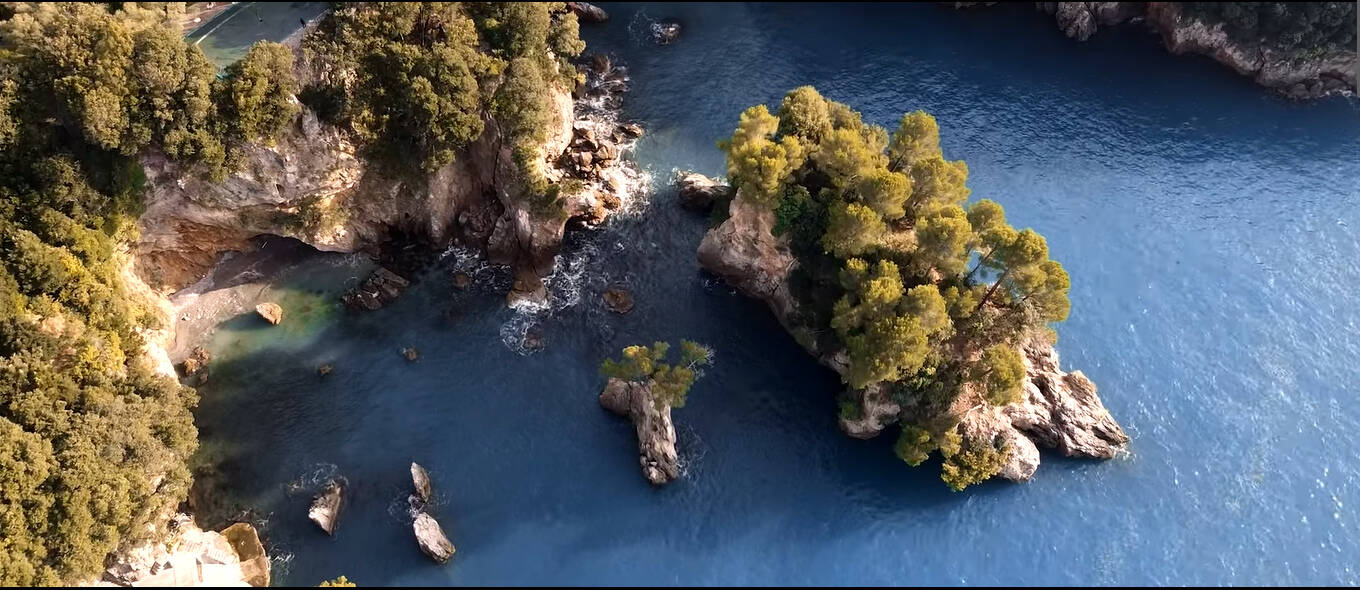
xmin=189 ymin=3 xmax=1360 ymax=585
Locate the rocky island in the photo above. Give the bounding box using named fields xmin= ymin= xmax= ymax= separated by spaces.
xmin=697 ymin=86 xmax=1128 ymax=489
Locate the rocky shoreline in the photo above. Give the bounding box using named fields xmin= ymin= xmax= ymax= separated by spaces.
xmin=695 ymin=175 xmax=1129 ymax=483
xmin=957 ymin=2 xmax=1357 ymax=99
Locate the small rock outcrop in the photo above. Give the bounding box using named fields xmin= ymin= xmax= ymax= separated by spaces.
xmin=413 ymin=513 xmax=455 ymax=563
xmin=1003 ymin=338 xmax=1130 ymax=459
xmin=410 ymin=462 xmax=432 ymax=504
xmin=308 ymin=478 xmax=345 ymax=536
xmin=652 ymin=18 xmax=682 ymax=44
xmin=317 ymin=363 xmax=333 ymax=377
xmin=676 ymin=172 xmax=735 ymax=213
xmin=599 ymin=378 xmax=680 ymax=485
xmin=254 ymin=302 xmax=283 ymax=325
xmin=568 ymin=1 xmax=608 ymax=23
xmin=452 ymin=271 xmax=472 ymax=290
xmin=342 ymin=267 xmax=411 ymax=311
xmin=220 ymin=523 xmax=270 ymax=588
xmin=402 ymin=347 xmax=419 ymax=362
xmin=602 ymin=287 xmax=635 ymax=314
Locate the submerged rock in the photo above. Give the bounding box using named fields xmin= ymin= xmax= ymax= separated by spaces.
xmin=452 ymin=271 xmax=472 ymax=290
xmin=413 ymin=513 xmax=456 ymax=563
xmin=402 ymin=347 xmax=420 ymax=362
xmin=599 ymin=378 xmax=680 ymax=485
xmin=602 ymin=287 xmax=635 ymax=314
xmin=568 ymin=1 xmax=608 ymax=23
xmin=652 ymin=18 xmax=682 ymax=44
xmin=255 ymin=302 xmax=283 ymax=325
xmin=523 ymin=324 xmax=546 ymax=351
xmin=308 ymin=478 xmax=345 ymax=536
xmin=317 ymin=363 xmax=333 ymax=377
xmin=676 ymin=172 xmax=734 ymax=213
xmin=342 ymin=267 xmax=411 ymax=311
xmin=619 ymin=122 xmax=644 ymax=138
xmin=411 ymin=462 xmax=432 ymax=504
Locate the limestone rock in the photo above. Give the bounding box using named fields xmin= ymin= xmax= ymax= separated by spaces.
xmin=677 ymin=172 xmax=735 ymax=213
xmin=179 ymin=346 xmax=212 ymax=386
xmin=413 ymin=513 xmax=456 ymax=564
xmin=599 ymin=378 xmax=680 ymax=485
xmin=619 ymin=122 xmax=644 ymax=138
xmin=220 ymin=523 xmax=269 ymax=588
xmin=568 ymin=1 xmax=608 ymax=23
xmin=411 ymin=462 xmax=432 ymax=504
xmin=837 ymin=382 xmax=902 ymax=440
xmin=254 ymin=303 xmax=283 ymax=325
xmin=602 ymin=287 xmax=635 ymax=314
xmin=86 ymin=515 xmax=266 ymax=587
xmin=309 ymin=478 xmax=345 ymax=536
xmin=1003 ymin=339 xmax=1130 ymax=459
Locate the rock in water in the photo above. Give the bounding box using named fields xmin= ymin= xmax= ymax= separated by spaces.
xmin=452 ymin=271 xmax=472 ymax=290
xmin=179 ymin=346 xmax=213 ymax=386
xmin=317 ymin=363 xmax=333 ymax=377
xmin=599 ymin=378 xmax=680 ymax=485
xmin=652 ymin=18 xmax=681 ymax=44
xmin=677 ymin=172 xmax=735 ymax=213
xmin=402 ymin=347 xmax=420 ymax=362
xmin=619 ymin=122 xmax=644 ymax=138
xmin=308 ymin=479 xmax=345 ymax=535
xmin=221 ymin=522 xmax=270 ymax=587
xmin=341 ymin=267 xmax=411 ymax=311
xmin=602 ymin=287 xmax=635 ymax=314
xmin=568 ymin=1 xmax=608 ymax=23
xmin=411 ymin=462 xmax=432 ymax=504
xmin=413 ymin=513 xmax=455 ymax=563
xmin=255 ymin=302 xmax=283 ymax=325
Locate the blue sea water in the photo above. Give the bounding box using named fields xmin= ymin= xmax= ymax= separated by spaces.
xmin=188 ymin=3 xmax=1360 ymax=585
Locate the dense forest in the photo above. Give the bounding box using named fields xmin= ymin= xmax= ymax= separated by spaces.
xmin=0 ymin=2 xmax=583 ymax=585
xmin=718 ymin=87 xmax=1071 ymax=490
xmin=1181 ymin=2 xmax=1356 ymax=53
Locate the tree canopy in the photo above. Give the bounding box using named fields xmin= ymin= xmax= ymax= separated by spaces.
xmin=0 ymin=3 xmax=299 ymax=584
xmin=601 ymin=340 xmax=714 ymax=409
xmin=720 ymin=86 xmax=1074 ymax=490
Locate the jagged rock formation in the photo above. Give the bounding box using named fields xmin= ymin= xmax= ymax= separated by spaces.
xmin=599 ymin=378 xmax=680 ymax=485
xmin=1010 ymin=2 xmax=1358 ymax=99
xmin=698 ymin=184 xmax=1128 ymax=483
xmin=86 ymin=517 xmax=268 ymax=587
xmin=309 ymin=478 xmax=345 ymax=536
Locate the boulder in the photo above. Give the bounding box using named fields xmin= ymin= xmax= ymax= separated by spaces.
xmin=220 ymin=523 xmax=270 ymax=587
xmin=255 ymin=302 xmax=283 ymax=325
xmin=413 ymin=513 xmax=456 ymax=563
xmin=317 ymin=363 xmax=333 ymax=377
xmin=599 ymin=378 xmax=680 ymax=485
xmin=676 ymin=172 xmax=734 ymax=213
xmin=618 ymin=122 xmax=644 ymax=138
xmin=596 ymin=143 xmax=617 ymax=162
xmin=590 ymin=53 xmax=612 ymax=75
xmin=402 ymin=347 xmax=419 ymax=362
xmin=602 ymin=287 xmax=635 ymax=314
xmin=651 ymin=18 xmax=681 ymax=44
xmin=308 ymin=479 xmax=345 ymax=535
xmin=568 ymin=1 xmax=608 ymax=23
xmin=410 ymin=462 xmax=432 ymax=504
xmin=179 ymin=346 xmax=212 ymax=386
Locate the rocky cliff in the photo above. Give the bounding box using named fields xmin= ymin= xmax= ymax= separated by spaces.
xmin=697 ymin=178 xmax=1129 ymax=483
xmin=84 ymin=517 xmax=269 ymax=588
xmin=1022 ymin=2 xmax=1357 ymax=99
xmin=956 ymin=2 xmax=1358 ymax=99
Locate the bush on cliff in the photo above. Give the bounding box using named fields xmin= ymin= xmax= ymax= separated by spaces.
xmin=719 ymin=86 xmax=1070 ymax=489
xmin=0 ymin=3 xmax=295 ymax=584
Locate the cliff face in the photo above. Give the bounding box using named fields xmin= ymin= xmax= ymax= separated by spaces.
xmin=696 ymin=181 xmax=1129 ymax=483
xmin=134 ymin=78 xmax=617 ymax=301
xmin=1030 ymin=2 xmax=1357 ymax=99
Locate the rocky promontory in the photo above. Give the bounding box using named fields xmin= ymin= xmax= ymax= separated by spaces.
xmin=86 ymin=517 xmax=269 ymax=588
xmin=698 ymin=181 xmax=1129 ymax=484
xmin=960 ymin=2 xmax=1358 ymax=99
